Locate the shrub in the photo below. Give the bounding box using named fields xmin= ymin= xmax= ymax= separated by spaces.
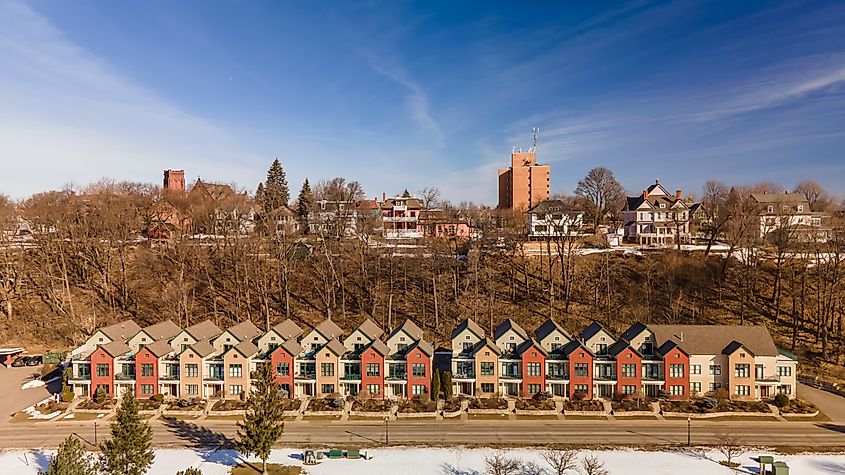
xmin=774 ymin=393 xmax=790 ymax=408
xmin=151 ymin=394 xmax=165 ymax=403
xmin=176 ymin=468 xmax=203 ymax=475
xmin=94 ymin=387 xmax=107 ymax=404
xmin=61 ymin=387 xmax=75 ymax=403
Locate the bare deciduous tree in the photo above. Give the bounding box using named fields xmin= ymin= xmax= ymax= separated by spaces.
xmin=579 ymin=454 xmax=608 ymax=475
xmin=541 ymin=448 xmax=578 ymax=474
xmin=714 ymin=431 xmax=746 ymax=467
xmin=574 ymin=167 xmax=626 ymax=228
xmin=484 ymin=449 xmax=523 ymax=475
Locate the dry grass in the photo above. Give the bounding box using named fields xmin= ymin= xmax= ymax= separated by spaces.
xmin=230 ymin=463 xmax=302 ymax=475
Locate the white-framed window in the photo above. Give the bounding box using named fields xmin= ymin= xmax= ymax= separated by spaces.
xmin=140 ymin=384 xmax=154 ymax=395
xmin=186 ymin=384 xmax=198 ymax=395
xmin=669 ymin=364 xmax=685 ymax=378
xmin=709 ymin=382 xmax=722 ymax=391
xmin=229 ymin=364 xmax=243 ymax=378
xmin=230 ymin=385 xmax=243 ymax=396
xmin=734 ymin=385 xmax=750 ymax=396
xmin=778 ymin=385 xmax=792 ymax=395
xmin=690 ymin=382 xmax=702 ymax=395
xmin=366 ymin=384 xmax=380 ymax=395
xmin=777 ymin=366 xmax=792 ymax=377
xmin=670 ymin=385 xmax=684 ymax=396
xmin=690 ymin=364 xmax=702 ymax=375
xmin=622 ymin=385 xmax=636 ymax=395
xmin=709 ymin=365 xmax=721 ymax=375
xmin=412 ymin=385 xmax=426 ymax=395
xmin=734 ymin=364 xmax=750 ymax=378
xmin=527 ymin=362 xmax=541 ymax=377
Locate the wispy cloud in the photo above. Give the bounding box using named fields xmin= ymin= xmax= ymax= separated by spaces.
xmin=0 ymin=1 xmax=265 ymax=197
xmin=360 ymin=51 xmax=444 ymax=146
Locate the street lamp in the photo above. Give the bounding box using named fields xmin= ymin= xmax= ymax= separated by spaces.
xmin=94 ymin=421 xmax=98 ymax=445
xmin=384 ymin=416 xmax=389 ymax=445
xmin=687 ymin=416 xmax=691 ymax=447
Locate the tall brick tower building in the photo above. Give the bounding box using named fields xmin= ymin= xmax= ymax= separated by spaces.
xmin=163 ymin=169 xmax=185 ymax=194
xmin=497 ymin=149 xmax=550 ymax=211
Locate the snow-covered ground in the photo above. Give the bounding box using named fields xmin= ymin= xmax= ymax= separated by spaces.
xmin=1 ymin=447 xmax=843 ymax=474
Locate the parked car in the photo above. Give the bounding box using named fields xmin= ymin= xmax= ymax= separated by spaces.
xmin=26 ymin=355 xmax=42 ymax=366
xmin=11 ymin=357 xmax=27 ymax=367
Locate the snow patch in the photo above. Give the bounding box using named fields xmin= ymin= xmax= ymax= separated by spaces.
xmin=0 ymin=447 xmax=842 ymax=474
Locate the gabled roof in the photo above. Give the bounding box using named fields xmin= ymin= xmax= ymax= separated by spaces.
xmin=515 ymin=339 xmax=548 ymax=357
xmin=231 ymin=339 xmax=259 ymax=358
xmin=322 ymin=338 xmax=347 ymax=356
xmin=186 ymin=339 xmax=216 ymax=358
xmin=562 ymin=340 xmax=594 ymax=358
xmin=494 ymin=318 xmax=529 ymax=341
xmin=620 ymin=322 xmax=648 ymax=342
xmin=144 ymin=340 xmax=175 ymax=358
xmin=607 ymin=340 xmax=641 ymax=358
xmin=100 ymin=320 xmax=142 ymax=342
xmin=272 ymin=319 xmax=303 ymax=340
xmin=649 ymin=325 xmax=778 ymax=357
xmin=279 ymin=338 xmax=303 ymax=357
xmin=356 ymin=318 xmax=384 ymax=340
xmin=365 ymin=339 xmax=390 ymax=356
xmin=656 ymin=339 xmax=688 ymax=357
xmin=535 ymin=318 xmax=571 ymax=342
xmin=227 ymin=321 xmax=262 ymax=341
xmin=722 ymin=340 xmax=755 ymax=356
xmin=185 ymin=320 xmax=223 ymax=341
xmin=142 ymin=320 xmax=181 ymax=341
xmin=100 ymin=340 xmax=131 ymax=358
xmin=408 ymin=339 xmax=434 ymax=357
xmin=314 ymin=319 xmax=344 ymax=340
xmin=451 ymin=318 xmax=485 ymax=340
xmin=388 ymin=319 xmax=424 ymax=341
xmin=581 ymin=321 xmax=615 ymax=342
xmin=470 ymin=338 xmax=501 ymax=357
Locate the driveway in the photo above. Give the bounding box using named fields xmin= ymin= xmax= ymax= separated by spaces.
xmin=798 ymin=382 xmax=845 ymax=422
xmin=0 ymin=366 xmax=54 ymax=419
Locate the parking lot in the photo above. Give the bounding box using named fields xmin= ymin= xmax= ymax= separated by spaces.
xmin=0 ymin=365 xmax=56 ymax=420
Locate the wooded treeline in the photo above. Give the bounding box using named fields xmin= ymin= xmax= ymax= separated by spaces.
xmin=1 ymin=178 xmax=844 ymax=381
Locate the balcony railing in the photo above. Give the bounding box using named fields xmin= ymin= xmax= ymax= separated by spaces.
xmin=341 ymin=373 xmax=362 ymax=381
xmin=69 ymin=373 xmax=91 ymax=381
xmin=114 ymin=373 xmax=135 ymax=381
xmin=547 ymin=373 xmax=568 ymax=381
xmin=158 ymin=374 xmax=180 ymax=381
xmin=453 ymin=371 xmax=476 ymax=379
xmin=295 ymin=372 xmax=316 ymax=380
xmin=382 ymin=216 xmax=417 ymax=223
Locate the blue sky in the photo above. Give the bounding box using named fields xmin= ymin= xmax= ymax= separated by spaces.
xmin=1 ymin=1 xmax=844 ymax=204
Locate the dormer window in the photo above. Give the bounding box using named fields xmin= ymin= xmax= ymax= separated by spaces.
xmin=767 ymin=206 xmax=774 ymax=213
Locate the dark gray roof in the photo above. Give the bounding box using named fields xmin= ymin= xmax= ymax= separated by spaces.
xmin=607 ymin=340 xmax=641 ymax=358
xmin=649 ymin=325 xmax=778 ymax=357
xmin=562 ymin=340 xmax=593 ymax=358
xmin=470 ymin=338 xmax=501 ymax=357
xmin=494 ymin=318 xmax=528 ymax=341
xmin=451 ymin=318 xmax=485 ymax=340
xmin=620 ymin=322 xmax=648 ymax=342
xmin=515 ymin=339 xmax=547 ymax=357
xmin=535 ymin=318 xmax=571 ymax=342
xmin=526 ymin=199 xmax=584 ymax=215
xmin=581 ymin=321 xmax=615 ymax=342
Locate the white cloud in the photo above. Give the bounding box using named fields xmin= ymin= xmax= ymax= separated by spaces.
xmin=0 ymin=1 xmax=266 ymax=198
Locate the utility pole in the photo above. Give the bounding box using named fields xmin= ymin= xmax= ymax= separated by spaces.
xmin=94 ymin=421 xmax=98 ymax=445
xmin=384 ymin=416 xmax=389 ymax=445
xmin=687 ymin=416 xmax=691 ymax=447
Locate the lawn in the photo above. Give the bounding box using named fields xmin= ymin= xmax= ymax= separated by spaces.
xmin=230 ymin=463 xmax=302 ymax=474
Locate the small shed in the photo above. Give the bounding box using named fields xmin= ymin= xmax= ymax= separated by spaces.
xmin=772 ymin=461 xmax=789 ymax=475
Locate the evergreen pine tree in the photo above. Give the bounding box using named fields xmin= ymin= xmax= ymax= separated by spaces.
xmin=263 ymin=159 xmax=290 ymax=213
xmin=401 ymin=188 xmax=411 ymax=198
xmin=237 ymin=363 xmax=286 ymax=475
xmin=431 ymin=369 xmax=441 ymax=400
xmin=296 ymin=179 xmax=314 ymax=232
xmin=40 ymin=435 xmax=94 ymax=475
xmin=442 ymin=371 xmax=453 ymax=399
xmin=99 ymin=391 xmax=154 ymax=475
xmin=255 ymin=182 xmax=266 ymax=210
xmin=176 ymin=468 xmax=203 ymax=475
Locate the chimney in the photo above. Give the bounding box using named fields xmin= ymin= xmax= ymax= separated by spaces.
xmin=655 ymin=178 xmax=660 ymax=185
xmin=680 ymin=332 xmax=684 ymax=342
xmin=675 ymin=189 xmax=682 ymax=200
xmin=382 ymin=192 xmax=386 ymax=202
xmin=643 ymin=189 xmax=649 ymax=199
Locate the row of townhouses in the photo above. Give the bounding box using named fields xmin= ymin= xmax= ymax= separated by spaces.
xmin=69 ymin=316 xmax=797 ymax=402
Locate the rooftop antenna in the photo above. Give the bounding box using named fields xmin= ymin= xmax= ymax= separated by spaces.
xmin=531 ymin=127 xmax=540 ymax=151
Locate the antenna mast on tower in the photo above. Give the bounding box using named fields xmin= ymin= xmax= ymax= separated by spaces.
xmin=531 ymin=127 xmax=539 ymax=151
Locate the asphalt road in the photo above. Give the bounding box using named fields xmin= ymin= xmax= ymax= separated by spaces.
xmin=0 ymin=419 xmax=843 ymax=450
xmin=799 ymin=383 xmax=845 ymax=423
